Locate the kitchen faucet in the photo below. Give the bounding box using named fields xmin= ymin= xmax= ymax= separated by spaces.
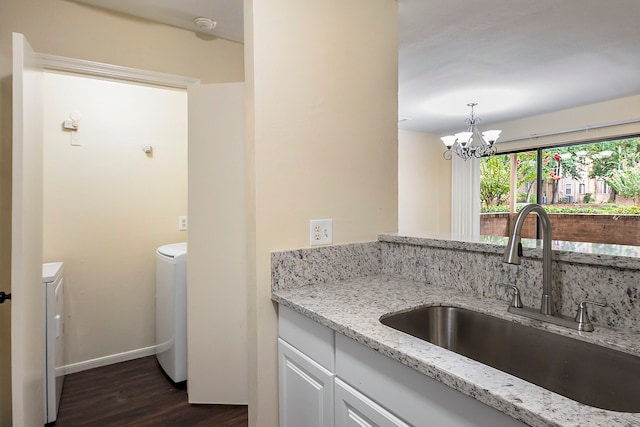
xmin=503 ymin=203 xmax=554 ymax=315
xmin=501 ymin=203 xmax=607 ymax=331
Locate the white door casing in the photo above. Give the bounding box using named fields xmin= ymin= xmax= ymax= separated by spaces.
xmin=11 ymin=32 xmax=45 ymax=427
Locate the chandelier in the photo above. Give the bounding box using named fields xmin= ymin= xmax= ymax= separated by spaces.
xmin=440 ymin=103 xmax=502 ymax=161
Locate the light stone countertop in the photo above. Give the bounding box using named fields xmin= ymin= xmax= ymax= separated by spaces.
xmin=379 ymin=232 xmax=640 ymax=270
xmin=272 ymin=274 xmax=640 ymax=427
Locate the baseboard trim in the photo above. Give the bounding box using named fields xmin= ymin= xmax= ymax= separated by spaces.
xmin=62 ymin=345 xmax=158 ymax=375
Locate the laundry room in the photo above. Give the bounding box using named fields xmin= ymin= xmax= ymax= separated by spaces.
xmin=41 ymin=70 xmax=188 ymax=375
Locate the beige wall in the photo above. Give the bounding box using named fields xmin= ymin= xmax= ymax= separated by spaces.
xmin=0 ymin=1 xmax=243 ymax=424
xmin=495 ymin=94 xmax=640 ymax=152
xmin=0 ymin=0 xmax=244 ymax=84
xmin=398 ymin=129 xmax=452 ymax=234
xmin=244 ymin=0 xmax=398 ymax=425
xmin=187 ymin=83 xmax=247 ymax=404
xmin=42 ymin=71 xmax=187 ymax=366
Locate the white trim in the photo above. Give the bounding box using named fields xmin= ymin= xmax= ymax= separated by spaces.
xmin=36 ymin=53 xmax=200 ymax=89
xmin=61 ymin=345 xmax=158 ymax=375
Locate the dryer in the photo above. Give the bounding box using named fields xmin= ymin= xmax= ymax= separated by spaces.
xmin=155 ymin=242 xmax=187 ymax=383
xmin=43 ymin=262 xmax=64 ymax=423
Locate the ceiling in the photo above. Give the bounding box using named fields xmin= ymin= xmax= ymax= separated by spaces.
xmin=70 ymin=0 xmax=244 ymax=43
xmin=398 ymin=0 xmax=640 ymax=134
xmin=70 ymin=0 xmax=640 ymax=135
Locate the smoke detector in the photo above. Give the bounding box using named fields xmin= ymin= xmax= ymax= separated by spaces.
xmin=194 ymin=17 xmax=216 ymax=30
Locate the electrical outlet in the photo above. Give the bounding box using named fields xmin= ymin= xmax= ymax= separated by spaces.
xmin=178 ymin=216 xmax=188 ymax=231
xmin=310 ymin=219 xmax=332 ymax=245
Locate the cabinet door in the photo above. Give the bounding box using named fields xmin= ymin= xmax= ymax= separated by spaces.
xmin=279 ymin=338 xmax=334 ymax=427
xmin=335 ymin=379 xmax=410 ymax=427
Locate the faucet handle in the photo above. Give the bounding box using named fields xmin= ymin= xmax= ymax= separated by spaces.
xmin=574 ymin=300 xmax=607 ymax=332
xmin=496 ymin=284 xmax=523 ymax=309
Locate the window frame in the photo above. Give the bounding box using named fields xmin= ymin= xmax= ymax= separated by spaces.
xmin=482 ymin=133 xmax=640 ymax=240
xmin=565 ymin=182 xmax=572 ymax=196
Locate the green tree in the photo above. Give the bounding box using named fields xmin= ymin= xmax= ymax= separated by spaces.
xmin=587 ymin=138 xmax=640 ymax=180
xmin=480 ymin=155 xmax=510 ymax=208
xmin=586 ymin=138 xmax=640 ymax=201
xmin=480 ymin=137 xmax=640 ymax=212
xmin=516 ymin=152 xmax=537 ymax=202
xmin=606 ymin=158 xmax=640 ymax=205
xmin=540 ymin=147 xmax=584 ymax=203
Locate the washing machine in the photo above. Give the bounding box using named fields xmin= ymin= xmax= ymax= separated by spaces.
xmin=43 ymin=262 xmax=64 ymax=423
xmin=156 ymin=242 xmax=187 ymax=383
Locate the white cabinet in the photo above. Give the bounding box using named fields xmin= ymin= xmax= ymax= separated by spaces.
xmin=335 ymin=333 xmax=525 ymax=427
xmin=278 ymin=305 xmax=526 ymax=427
xmin=278 ymin=338 xmax=335 ymax=427
xmin=335 ymin=378 xmax=409 ymax=427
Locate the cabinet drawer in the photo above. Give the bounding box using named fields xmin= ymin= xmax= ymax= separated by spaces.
xmin=335 ymin=333 xmax=525 ymax=427
xmin=279 ymin=305 xmax=334 ymax=371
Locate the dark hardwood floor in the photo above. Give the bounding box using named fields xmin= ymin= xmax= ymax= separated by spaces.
xmin=52 ymin=356 xmax=248 ymax=426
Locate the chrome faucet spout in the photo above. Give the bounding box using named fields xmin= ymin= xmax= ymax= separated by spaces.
xmin=502 ymin=203 xmax=554 ymax=315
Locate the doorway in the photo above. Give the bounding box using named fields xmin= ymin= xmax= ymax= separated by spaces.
xmin=42 ymin=70 xmax=188 ymax=373
xmin=7 ymin=42 xmax=248 ymax=423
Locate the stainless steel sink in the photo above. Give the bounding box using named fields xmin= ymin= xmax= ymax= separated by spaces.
xmin=380 ymin=305 xmax=640 ymax=412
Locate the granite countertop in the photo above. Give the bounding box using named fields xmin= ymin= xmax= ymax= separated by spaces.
xmin=272 ymin=274 xmax=640 ymax=427
xmin=379 ymin=232 xmax=640 ymax=270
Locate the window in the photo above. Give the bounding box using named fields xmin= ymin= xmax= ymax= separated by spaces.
xmin=565 ymin=183 xmax=572 ymax=196
xmin=480 ymin=136 xmax=640 ymax=245
xmin=597 ymin=179 xmax=605 ymax=194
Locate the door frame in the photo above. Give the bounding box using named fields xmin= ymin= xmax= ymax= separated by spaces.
xmin=10 ymin=45 xmax=199 ymax=424
xmin=38 ymin=53 xmax=200 ymax=89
